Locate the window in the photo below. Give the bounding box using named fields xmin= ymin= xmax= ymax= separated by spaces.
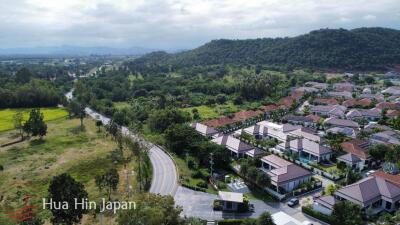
xmin=386 ymin=201 xmax=392 ymax=210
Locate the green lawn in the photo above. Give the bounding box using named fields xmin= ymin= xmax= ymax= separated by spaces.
xmin=181 ymin=102 xmax=240 ymax=120
xmin=113 ymin=101 xmax=131 ymax=110
xmin=0 ymin=118 xmax=137 ymax=225
xmin=0 ymin=108 xmax=68 ymax=132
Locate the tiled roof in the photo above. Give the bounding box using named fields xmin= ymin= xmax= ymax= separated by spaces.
xmin=376 ymin=102 xmax=400 ymax=110
xmin=314 ymin=98 xmax=339 ymax=105
xmin=211 ymin=135 xmax=253 ymax=153
xmin=338 ymin=153 xmax=361 ymax=164
xmin=340 ymin=139 xmax=369 ymax=160
xmin=268 ymin=164 xmax=312 ymax=184
xmin=190 ymin=122 xmax=218 ymax=136
xmin=336 ymin=176 xmax=400 ymax=206
xmin=324 ymin=118 xmax=359 ymax=128
xmin=372 ymin=171 xmax=400 ymax=187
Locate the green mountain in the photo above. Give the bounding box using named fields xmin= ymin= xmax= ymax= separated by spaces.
xmin=131 ymin=27 xmax=400 ymax=70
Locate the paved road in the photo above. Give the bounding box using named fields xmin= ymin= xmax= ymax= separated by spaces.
xmin=65 ymin=90 xmax=178 ymax=196
xmin=148 ymin=145 xmax=178 ymax=195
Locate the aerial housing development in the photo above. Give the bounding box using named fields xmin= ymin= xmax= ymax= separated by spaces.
xmin=1 ymin=1 xmax=400 ymax=225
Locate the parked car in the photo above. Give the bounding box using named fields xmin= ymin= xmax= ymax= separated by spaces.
xmin=287 ymin=198 xmax=299 ymax=207
xmin=302 ymin=221 xmax=313 ymax=225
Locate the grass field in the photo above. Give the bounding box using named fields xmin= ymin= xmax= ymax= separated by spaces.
xmin=0 ymin=118 xmax=138 ymax=225
xmin=181 ymin=102 xmax=240 ymax=120
xmin=0 ymin=108 xmax=68 ymax=132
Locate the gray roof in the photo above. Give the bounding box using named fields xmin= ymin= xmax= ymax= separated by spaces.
xmin=267 ymin=163 xmax=312 ymax=184
xmin=284 ymin=115 xmax=314 ymax=123
xmin=211 ymin=135 xmax=253 ymax=153
xmin=324 ymin=118 xmax=359 ymax=128
xmin=326 ymin=127 xmax=357 ymax=137
xmin=335 ymin=176 xmax=400 ymax=207
xmin=191 ymin=122 xmax=218 ymax=136
xmin=315 ymin=195 xmax=338 ymax=210
xmin=337 ymin=153 xmax=361 ymax=164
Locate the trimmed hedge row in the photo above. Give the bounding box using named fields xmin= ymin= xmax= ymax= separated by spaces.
xmin=217 ymin=219 xmax=248 ymax=225
xmin=181 ymin=183 xmax=207 ymax=192
xmin=301 ymin=206 xmax=334 ymax=224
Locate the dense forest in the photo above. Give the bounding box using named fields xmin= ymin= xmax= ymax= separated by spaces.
xmin=127 ymin=28 xmax=400 ymax=71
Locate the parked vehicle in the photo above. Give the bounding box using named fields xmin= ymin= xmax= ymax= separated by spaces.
xmin=302 ymin=221 xmax=313 ymax=225
xmin=287 ymin=198 xmax=299 ymax=207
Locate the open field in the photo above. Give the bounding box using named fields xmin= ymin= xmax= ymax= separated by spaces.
xmin=181 ymin=102 xmax=240 ymax=120
xmin=0 ymin=118 xmax=138 ymax=225
xmin=0 ymin=108 xmax=68 ymax=132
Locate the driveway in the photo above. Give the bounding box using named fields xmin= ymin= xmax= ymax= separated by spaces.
xmin=175 ymin=187 xmax=323 ymax=224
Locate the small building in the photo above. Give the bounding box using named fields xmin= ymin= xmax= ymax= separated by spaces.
xmin=304 ymin=81 xmax=328 ymax=90
xmin=346 ymin=108 xmax=382 ymax=121
xmin=387 ymin=110 xmax=400 ymax=118
xmin=211 ymin=135 xmax=253 ymax=158
xmin=261 ymin=155 xmax=312 ymax=193
xmin=382 ymin=86 xmax=400 ymax=96
xmin=313 ymin=195 xmax=337 ymax=215
xmin=335 ymin=176 xmax=400 ymax=214
xmin=342 ymin=98 xmax=372 ymax=108
xmin=218 ymin=191 xmax=244 ymax=211
xmin=311 ymin=105 xmax=346 ymax=118
xmin=313 ymin=98 xmax=339 ymax=105
xmin=334 ymin=82 xmax=354 ymax=92
xmin=360 ymin=93 xmax=385 ymax=102
xmin=339 ymin=139 xmax=370 ymax=171
xmin=288 ymin=138 xmax=332 ymax=162
xmin=327 ymin=91 xmax=353 ymax=99
xmin=370 ymin=131 xmax=400 ymax=146
xmin=190 ymin=122 xmax=219 ymax=138
xmin=284 ymin=115 xmax=317 ymax=128
xmin=326 ymin=127 xmax=358 ymax=138
xmin=376 ymin=102 xmax=400 ymax=110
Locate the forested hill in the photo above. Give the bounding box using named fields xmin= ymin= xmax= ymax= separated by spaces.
xmin=130 ymin=27 xmax=400 ymax=70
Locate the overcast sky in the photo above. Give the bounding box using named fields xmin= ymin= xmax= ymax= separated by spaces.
xmin=1 ymin=0 xmax=399 ymax=50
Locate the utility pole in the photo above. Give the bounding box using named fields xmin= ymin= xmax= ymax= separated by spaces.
xmin=209 ymin=153 xmax=214 ymax=179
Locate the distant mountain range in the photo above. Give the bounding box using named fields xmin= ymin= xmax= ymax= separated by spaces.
xmin=0 ymin=46 xmax=160 ymax=56
xmin=130 ymin=27 xmax=400 ymax=70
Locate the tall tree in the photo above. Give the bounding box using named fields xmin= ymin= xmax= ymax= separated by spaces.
xmin=23 ymin=109 xmax=47 ymax=139
xmin=257 ymin=212 xmax=276 ymax=225
xmin=13 ymin=111 xmax=24 ymax=140
xmin=15 ymin=67 xmax=32 ymax=84
xmin=332 ymin=201 xmax=364 ymax=225
xmin=48 ymin=173 xmax=88 ymax=225
xmin=95 ymin=168 xmax=119 ymax=200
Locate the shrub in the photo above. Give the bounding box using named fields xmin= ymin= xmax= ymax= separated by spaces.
xmin=217 ymin=182 xmax=227 ymax=189
xmin=181 ymin=183 xmax=206 ymax=192
xmin=196 ymin=181 xmax=208 ymax=189
xmin=213 ymin=200 xmax=223 ymax=211
xmin=187 ymin=158 xmax=198 ymax=169
xmin=0 ymin=165 xmax=3 ymax=171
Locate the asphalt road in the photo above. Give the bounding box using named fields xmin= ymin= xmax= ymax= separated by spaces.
xmin=148 ymin=145 xmax=178 ymax=195
xmin=65 ymin=90 xmax=178 ymax=196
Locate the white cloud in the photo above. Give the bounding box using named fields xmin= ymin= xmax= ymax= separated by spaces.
xmin=0 ymin=0 xmax=399 ymax=49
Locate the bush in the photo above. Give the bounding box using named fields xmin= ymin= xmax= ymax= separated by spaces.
xmin=187 ymin=158 xmax=198 ymax=169
xmin=213 ymin=200 xmax=223 ymax=211
xmin=302 ymin=206 xmax=334 ymax=224
xmin=217 ymin=219 xmax=246 ymax=225
xmin=192 ymin=170 xmax=207 ymax=179
xmin=196 ymin=181 xmax=208 ymax=189
xmin=217 ymin=182 xmax=227 ymax=189
xmin=0 ymin=165 xmax=3 ymax=171
xmin=181 ymin=183 xmax=207 ymax=192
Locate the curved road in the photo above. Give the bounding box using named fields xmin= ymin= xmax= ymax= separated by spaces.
xmin=65 ymin=90 xmax=178 ymax=196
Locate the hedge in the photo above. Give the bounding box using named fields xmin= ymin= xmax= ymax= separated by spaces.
xmin=181 ymin=183 xmax=207 ymax=192
xmin=217 ymin=219 xmax=247 ymax=225
xmin=301 ymin=206 xmax=334 ymax=224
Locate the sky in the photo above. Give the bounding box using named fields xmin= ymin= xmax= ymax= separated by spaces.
xmin=0 ymin=0 xmax=399 ymax=50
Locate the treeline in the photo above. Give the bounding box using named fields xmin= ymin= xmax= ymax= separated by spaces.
xmin=127 ymin=27 xmax=400 ymax=70
xmin=0 ymin=77 xmax=61 ymax=108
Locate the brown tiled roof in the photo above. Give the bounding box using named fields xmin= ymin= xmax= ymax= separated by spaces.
xmin=372 ymin=171 xmax=400 ymax=187
xmin=314 ymin=98 xmax=339 ymax=105
xmin=203 ymin=110 xmax=263 ymax=127
xmin=260 ymin=104 xmax=278 ymax=112
xmin=340 ymin=139 xmax=369 ymax=160
xmin=342 ymin=98 xmax=372 ymax=107
xmin=279 ymin=96 xmax=295 ymax=108
xmin=387 ymin=110 xmax=400 ymax=117
xmin=376 ymin=102 xmax=400 ymax=110
xmin=306 ymin=114 xmax=321 ymax=123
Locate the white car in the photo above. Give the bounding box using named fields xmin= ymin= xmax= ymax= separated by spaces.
xmin=302 ymin=221 xmax=313 ymax=225
xmin=366 ymin=170 xmax=375 ymax=177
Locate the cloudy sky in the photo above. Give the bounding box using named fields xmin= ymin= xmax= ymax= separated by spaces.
xmin=0 ymin=0 xmax=399 ymax=50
